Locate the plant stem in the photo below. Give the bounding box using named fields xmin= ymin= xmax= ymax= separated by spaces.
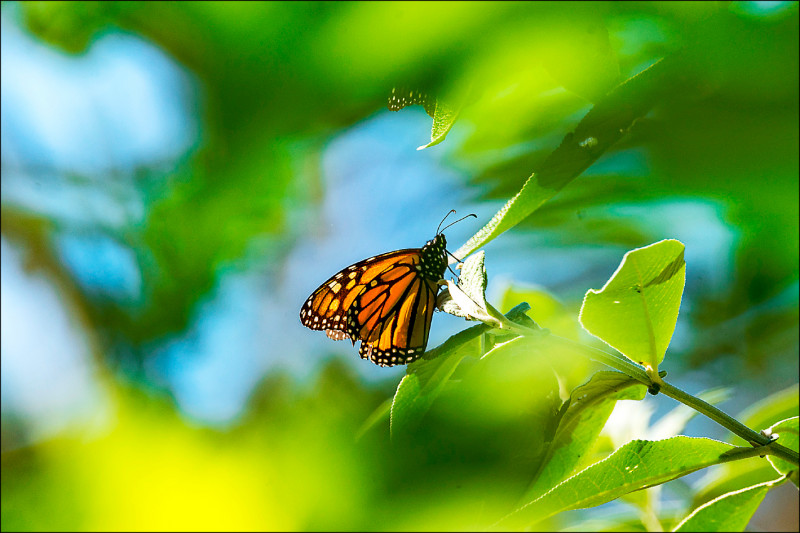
xmin=659 ymin=381 xmax=799 ymax=465
xmin=658 ymin=381 xmax=768 ymax=444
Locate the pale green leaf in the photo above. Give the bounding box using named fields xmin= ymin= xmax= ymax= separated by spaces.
xmin=673 ymin=477 xmax=784 ymax=532
xmin=439 ymin=251 xmax=489 ymax=320
xmin=457 ymin=250 xmax=487 ymax=309
xmin=579 ymin=239 xmax=686 ymax=371
xmin=495 ymin=437 xmax=735 ymax=529
xmin=389 ymin=83 xmax=473 ymax=150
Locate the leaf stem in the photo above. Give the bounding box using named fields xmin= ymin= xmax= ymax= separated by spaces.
xmin=658 ymin=381 xmax=799 ymax=465
xmin=658 ymin=381 xmax=767 ymax=444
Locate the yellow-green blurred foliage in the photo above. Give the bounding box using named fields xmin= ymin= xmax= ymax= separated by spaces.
xmin=2 ymin=1 xmax=797 ymax=531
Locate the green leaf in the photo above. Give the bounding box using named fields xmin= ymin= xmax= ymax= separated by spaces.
xmin=765 ymin=417 xmax=799 ymax=486
xmin=417 ymin=98 xmax=461 ymax=150
xmin=538 ymin=17 xmax=621 ymax=103
xmin=390 ymin=303 xmax=530 ymax=437
xmin=579 ymin=239 xmax=686 ymax=372
xmin=453 ymin=57 xmax=680 ymax=260
xmin=523 ymin=371 xmax=647 ymax=502
xmin=673 ymin=477 xmax=784 ymax=532
xmin=453 ymin=172 xmax=554 ymax=261
xmin=390 ymin=332 xmax=480 ymax=438
xmin=694 ymin=386 xmax=798 ymax=502
xmin=495 ymin=437 xmax=735 ymax=529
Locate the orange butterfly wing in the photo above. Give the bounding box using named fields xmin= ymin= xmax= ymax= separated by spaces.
xmin=300 ymin=235 xmax=447 ymax=367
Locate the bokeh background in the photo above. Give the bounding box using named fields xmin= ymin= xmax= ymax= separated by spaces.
xmin=1 ymin=1 xmax=797 ymax=530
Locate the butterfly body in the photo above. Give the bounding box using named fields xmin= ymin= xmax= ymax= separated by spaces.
xmin=300 ymin=234 xmax=448 ymax=367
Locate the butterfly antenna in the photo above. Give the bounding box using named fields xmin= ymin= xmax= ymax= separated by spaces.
xmin=438 ymin=213 xmax=477 ymax=235
xmin=437 ymin=210 xmax=457 ymax=235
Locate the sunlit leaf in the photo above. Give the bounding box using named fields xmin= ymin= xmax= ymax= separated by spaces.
xmin=495 ymin=437 xmax=735 ymax=529
xmin=538 ymin=17 xmax=621 ymax=102
xmin=417 ymin=98 xmax=460 ymax=150
xmin=691 ymin=457 xmax=784 ymax=511
xmin=579 ymin=239 xmax=686 ymax=372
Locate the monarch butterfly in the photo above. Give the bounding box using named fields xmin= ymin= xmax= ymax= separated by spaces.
xmin=299 ymin=211 xmax=475 ymax=367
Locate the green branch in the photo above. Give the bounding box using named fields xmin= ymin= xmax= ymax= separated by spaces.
xmin=473 ymin=305 xmax=799 ymax=467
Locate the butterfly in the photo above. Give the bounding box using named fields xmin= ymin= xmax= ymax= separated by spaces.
xmin=299 ymin=211 xmax=475 ymax=367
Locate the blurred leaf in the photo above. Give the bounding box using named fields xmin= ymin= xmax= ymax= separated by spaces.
xmin=387 ymin=86 xmax=437 ymax=116
xmin=673 ymin=477 xmax=784 ymax=532
xmin=391 ymin=303 xmax=532 ymax=437
xmin=454 ymin=55 xmax=683 ymax=260
xmin=579 ymin=239 xmax=686 ymax=372
xmin=388 ymin=83 xmax=471 ymax=150
xmin=424 ymin=333 xmax=563 ymax=484
xmin=538 ymin=16 xmax=621 ymax=102
xmin=391 ymin=340 xmax=474 ymax=439
xmin=500 ymin=283 xmax=581 ymax=341
xmin=523 ymin=371 xmax=647 ymax=502
xmin=496 ymin=437 xmax=735 ymax=529
xmin=22 ymin=0 xmax=120 ymax=53
xmin=765 ymin=417 xmax=799 ymax=486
